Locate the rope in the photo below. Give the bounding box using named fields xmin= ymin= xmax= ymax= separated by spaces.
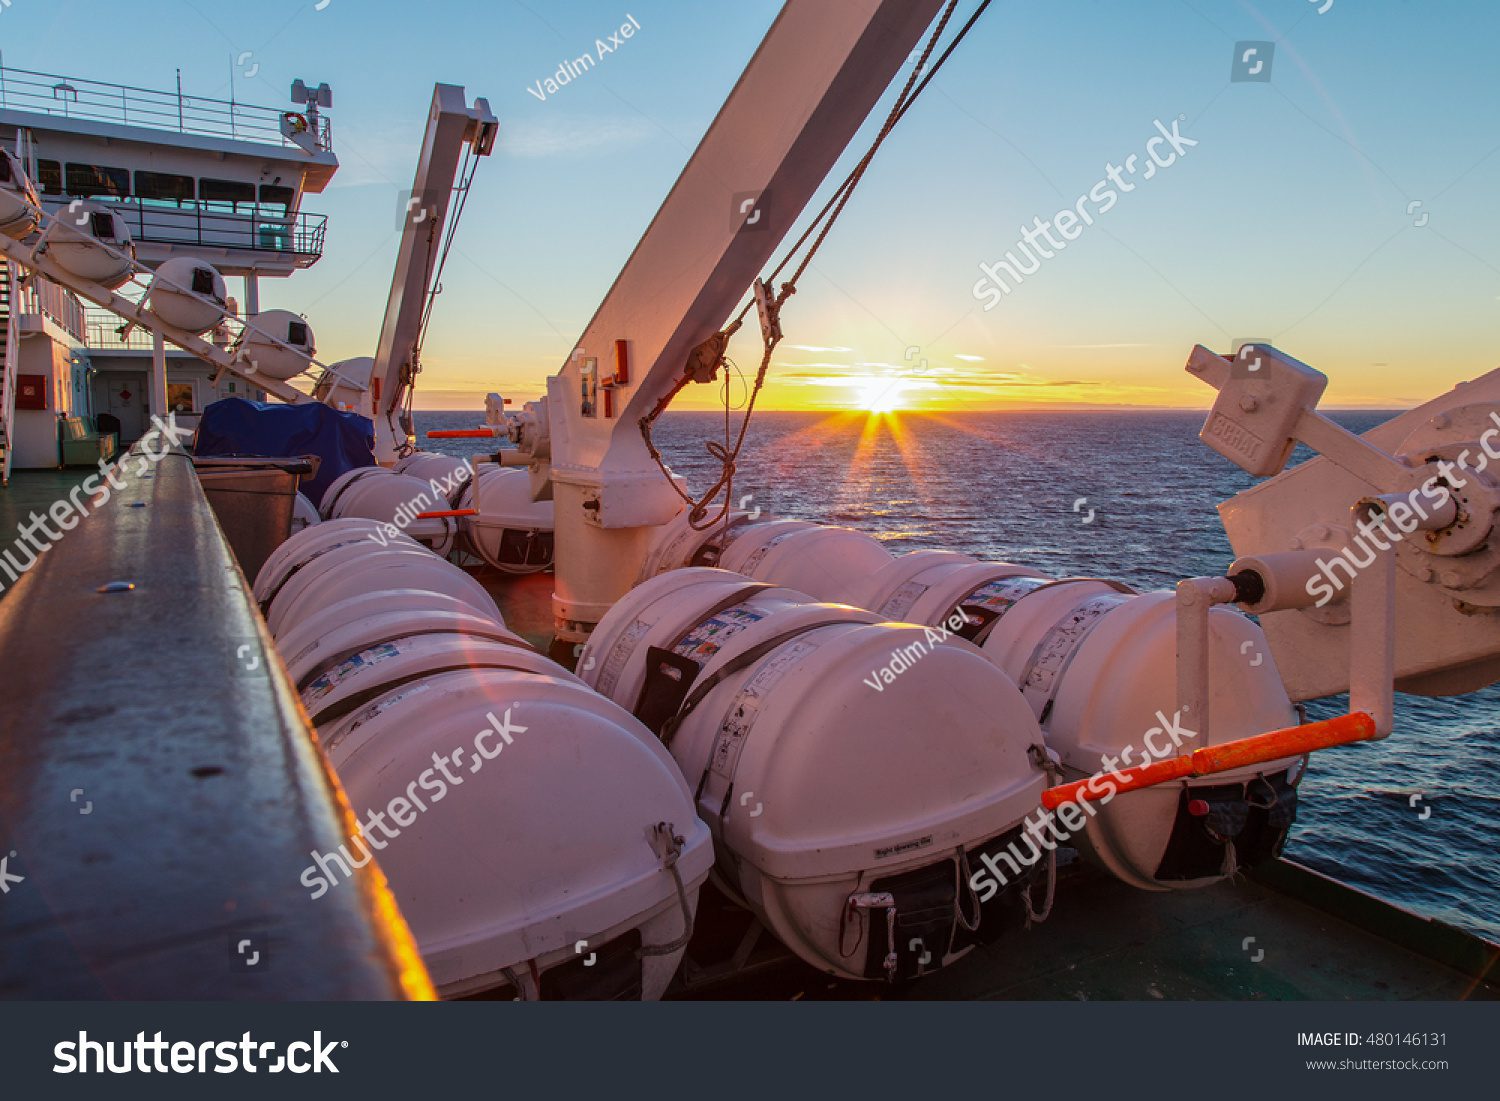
xmin=1024 ymin=845 xmax=1057 ymax=927
xmin=389 ymin=142 xmax=482 ymax=458
xmin=635 ymin=822 xmax=696 ymax=958
xmin=639 ymin=0 xmax=985 ymax=530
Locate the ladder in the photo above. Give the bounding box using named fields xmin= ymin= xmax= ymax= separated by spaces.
xmin=1 ymin=259 xmax=15 ymax=487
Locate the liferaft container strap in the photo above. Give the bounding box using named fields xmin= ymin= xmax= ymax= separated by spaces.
xmin=632 ymin=581 xmax=777 ymax=739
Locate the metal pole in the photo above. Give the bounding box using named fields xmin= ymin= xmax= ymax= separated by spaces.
xmin=151 ymin=330 xmax=168 ymax=420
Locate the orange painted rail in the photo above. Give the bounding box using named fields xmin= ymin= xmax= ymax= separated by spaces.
xmin=1041 ymin=711 xmax=1378 ymax=810
xmin=425 ymin=428 xmax=495 ymax=439
xmin=414 ymin=509 xmax=478 ymax=519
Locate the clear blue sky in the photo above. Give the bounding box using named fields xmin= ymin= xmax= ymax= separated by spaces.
xmin=4 ymin=0 xmax=1498 ymax=410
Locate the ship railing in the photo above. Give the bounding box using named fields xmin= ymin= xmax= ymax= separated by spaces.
xmin=0 ymin=64 xmax=332 ymax=152
xmin=84 ymin=304 xmax=156 ymax=351
xmin=41 ymin=197 xmax=328 ymax=263
xmin=15 ymin=272 xmax=86 ymax=343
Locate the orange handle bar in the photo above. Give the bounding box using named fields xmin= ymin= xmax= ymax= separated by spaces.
xmin=414 ymin=509 xmax=478 ymax=519
xmin=425 ymin=429 xmax=495 ymax=439
xmin=1040 ymin=711 xmax=1377 ymax=811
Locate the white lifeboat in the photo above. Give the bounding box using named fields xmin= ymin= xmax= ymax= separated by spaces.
xmin=578 ymin=567 xmax=1050 ymax=982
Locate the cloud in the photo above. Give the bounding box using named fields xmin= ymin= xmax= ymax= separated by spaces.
xmin=953 ymin=353 xmax=985 ymax=362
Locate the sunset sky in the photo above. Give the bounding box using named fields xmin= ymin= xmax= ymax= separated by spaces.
xmin=6 ymin=0 xmax=1500 ymax=412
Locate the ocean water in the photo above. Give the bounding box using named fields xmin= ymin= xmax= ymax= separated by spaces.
xmin=417 ymin=408 xmax=1500 ymax=942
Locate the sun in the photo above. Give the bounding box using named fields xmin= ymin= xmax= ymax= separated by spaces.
xmin=857 ymin=378 xmax=906 ymax=414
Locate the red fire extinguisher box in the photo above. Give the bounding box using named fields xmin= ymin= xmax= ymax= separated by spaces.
xmin=15 ymin=374 xmax=49 ymax=410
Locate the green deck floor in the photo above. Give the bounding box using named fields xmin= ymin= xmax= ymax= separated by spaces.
xmin=0 ymin=471 xmax=91 ymax=599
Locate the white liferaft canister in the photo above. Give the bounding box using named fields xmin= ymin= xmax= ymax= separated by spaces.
xmin=636 ymin=507 xmax=761 ymax=581
xmin=578 ymin=567 xmax=1050 ymax=983
xmin=297 ymin=631 xmax=559 ymax=730
xmin=254 ymin=516 xmax=423 ymax=609
xmin=318 ymin=466 xmax=391 ymax=520
xmin=231 ymin=309 xmax=315 ymax=381
xmin=290 ymin=492 xmax=321 ymax=536
xmin=147 ymin=256 xmax=227 ymax=334
xmin=715 ymin=521 xmax=892 ymax=606
xmin=394 ymin=452 xmax=475 ymax=505
xmin=315 ymin=668 xmax=713 ymax=999
xmin=0 ymin=149 xmax=41 ymax=239
xmin=276 ymin=594 xmax=533 ymax=705
xmin=48 ymin=201 xmax=136 ymax=289
xmin=330 ymin=471 xmax=457 ymax=556
xmin=976 ymin=577 xmax=1301 ymax=891
xmin=460 ymin=466 xmax=554 ymax=574
xmin=266 ymin=541 xmax=501 ymax=637
xmin=855 ymin=551 xmax=979 ymax=619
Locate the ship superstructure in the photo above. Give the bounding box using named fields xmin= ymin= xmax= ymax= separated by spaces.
xmin=0 ymin=64 xmax=337 ymax=478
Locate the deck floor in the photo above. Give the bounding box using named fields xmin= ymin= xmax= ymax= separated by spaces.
xmin=673 ymin=860 xmax=1497 ymax=1001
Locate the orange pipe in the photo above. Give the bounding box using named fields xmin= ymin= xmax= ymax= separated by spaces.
xmin=425 ymin=428 xmax=495 ymax=438
xmin=1040 ymin=711 xmax=1377 ymax=811
xmin=414 ymin=509 xmax=477 ymax=519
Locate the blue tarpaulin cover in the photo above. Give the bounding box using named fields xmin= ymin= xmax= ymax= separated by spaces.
xmin=193 ymin=397 xmax=376 ymax=508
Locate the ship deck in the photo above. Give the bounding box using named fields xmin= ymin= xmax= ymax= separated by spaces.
xmin=2 ymin=467 xmax=1496 ymax=1001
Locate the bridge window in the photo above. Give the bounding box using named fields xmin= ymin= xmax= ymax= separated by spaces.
xmin=135 ymin=171 xmax=195 ymax=204
xmin=259 ymin=184 xmax=296 ymax=212
xmin=65 ymin=163 xmax=131 ymax=198
xmin=36 ymin=159 xmax=62 ymax=196
xmin=200 ymin=178 xmax=256 ymax=210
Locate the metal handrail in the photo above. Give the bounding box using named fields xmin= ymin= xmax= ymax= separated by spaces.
xmin=0 ymin=64 xmax=332 ymax=152
xmin=39 ymin=198 xmax=327 ymax=260
xmin=15 ymin=274 xmax=87 ymax=342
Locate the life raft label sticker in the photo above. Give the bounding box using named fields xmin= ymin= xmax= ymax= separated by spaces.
xmin=709 ymin=636 xmax=824 ymax=786
xmin=959 ymin=574 xmax=1048 ymax=619
xmin=595 ymin=616 xmax=653 ymax=699
xmin=736 ymin=529 xmax=801 ymax=575
xmin=1020 ymin=592 xmax=1131 ymax=711
xmin=875 ymin=835 xmax=933 ymax=860
xmin=304 ymin=642 xmax=403 ymax=704
xmin=878 ymin=579 xmax=931 ymax=620
xmin=673 ymin=604 xmax=768 ymax=661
